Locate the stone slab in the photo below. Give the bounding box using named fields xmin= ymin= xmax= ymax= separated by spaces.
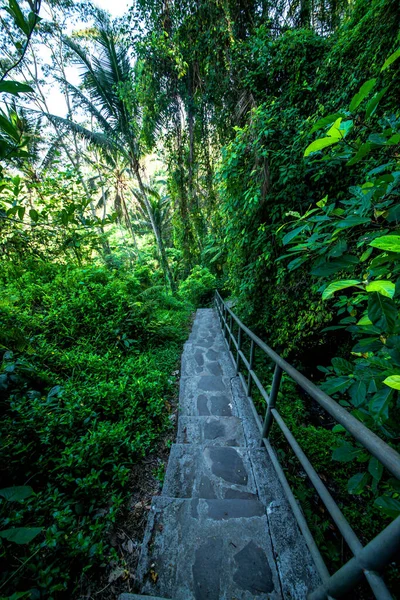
xmin=179 ymin=376 xmax=236 ymax=417
xmin=177 ymin=416 xmax=245 ymax=446
xmin=250 ymin=448 xmax=321 ymax=598
xmin=136 ymin=496 xmax=282 ymax=600
xmin=181 ymin=343 xmax=235 ymax=377
xmin=163 ymin=444 xmax=258 ymax=500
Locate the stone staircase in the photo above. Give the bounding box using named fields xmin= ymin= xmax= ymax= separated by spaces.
xmin=120 ymin=309 xmax=321 ymax=600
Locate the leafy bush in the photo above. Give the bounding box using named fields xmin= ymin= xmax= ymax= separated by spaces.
xmin=0 ymin=262 xmax=190 ymax=598
xmin=280 ymin=55 xmax=400 ymax=517
xmin=178 ymin=266 xmax=216 ymax=307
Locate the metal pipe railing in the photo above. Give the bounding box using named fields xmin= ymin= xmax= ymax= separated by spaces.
xmin=214 ymin=291 xmax=400 ymax=600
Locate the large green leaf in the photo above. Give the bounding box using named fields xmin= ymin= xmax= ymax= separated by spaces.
xmin=322 ymin=280 xmax=361 ymax=300
xmin=335 ymin=215 xmax=370 ymax=229
xmin=352 ymin=337 xmax=381 ymax=353
xmin=5 ymin=0 xmax=29 ymax=35
xmin=368 ymin=292 xmax=397 ymax=332
xmin=310 ymin=113 xmax=344 ymax=134
xmin=347 ymin=472 xmax=370 ymax=494
xmin=365 ymin=280 xmax=395 ymax=298
xmin=0 ymin=81 xmax=34 ymax=96
xmin=349 ymin=78 xmax=376 ymax=112
xmin=320 ymin=376 xmax=352 ymax=395
xmin=0 ymin=486 xmax=33 ymax=502
xmin=311 ymin=256 xmax=359 ymax=277
xmin=348 ymin=381 xmax=366 ymax=407
xmin=368 ymin=457 xmax=383 ymax=482
xmin=369 ymin=235 xmax=400 ymax=253
xmin=332 ymin=441 xmax=363 ymax=463
xmin=346 ymin=143 xmax=372 ymax=165
xmin=0 ymin=527 xmax=42 ymax=544
xmin=304 ymin=136 xmax=340 ymax=157
xmin=383 ymin=375 xmax=400 ymax=390
xmin=366 ymin=87 xmax=389 ymax=119
xmin=282 ymin=224 xmax=308 ymax=245
xmin=374 ymin=496 xmax=400 ymax=518
xmin=381 ymin=48 xmax=400 ymax=71
xmin=369 ymin=387 xmax=392 ymax=421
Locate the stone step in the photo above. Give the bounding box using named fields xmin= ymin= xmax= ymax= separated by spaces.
xmin=181 ymin=343 xmax=235 ymax=377
xmin=185 ymin=335 xmax=226 ymax=351
xmin=177 ymin=416 xmax=245 ymax=446
xmin=179 ymin=375 xmax=236 ymax=417
xmin=136 ymin=496 xmax=281 ymax=600
xmin=163 ymin=444 xmax=258 ymax=500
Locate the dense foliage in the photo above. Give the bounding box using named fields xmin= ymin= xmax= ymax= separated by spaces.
xmin=1 ymin=0 xmax=399 ymax=597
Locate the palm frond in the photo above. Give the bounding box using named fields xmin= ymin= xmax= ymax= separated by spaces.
xmin=40 ymin=132 xmax=66 ymax=172
xmin=62 ymin=36 xmax=117 ymax=122
xmin=39 ymin=111 xmax=120 ymax=154
xmin=54 ymin=76 xmax=115 ymax=135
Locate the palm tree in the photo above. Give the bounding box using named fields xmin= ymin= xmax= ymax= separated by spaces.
xmin=42 ymin=11 xmax=174 ymax=288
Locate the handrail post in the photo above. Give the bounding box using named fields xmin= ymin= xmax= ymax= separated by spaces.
xmin=228 ymin=314 xmax=233 ymax=350
xmin=261 ymin=364 xmax=282 ymax=444
xmin=236 ymin=327 xmax=242 ymax=375
xmin=247 ymin=340 xmax=255 ymax=398
xmin=223 ymin=305 xmax=228 ymax=339
xmin=309 ymin=516 xmax=400 ymax=600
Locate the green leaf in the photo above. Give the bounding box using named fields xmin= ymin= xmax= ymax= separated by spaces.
xmin=0 ymin=486 xmax=33 ymax=502
xmin=347 ymin=472 xmax=370 ymax=494
xmin=374 ymin=496 xmax=400 ymax=518
xmin=365 ymin=280 xmax=395 ymax=298
xmin=310 ymin=113 xmax=344 ymax=134
xmin=348 ymin=381 xmax=367 ymax=407
xmin=369 ymin=387 xmax=392 ymax=421
xmin=0 ymin=527 xmax=42 ymax=544
xmin=282 ymin=224 xmax=308 ymax=245
xmin=357 ymin=314 xmax=372 ymax=326
xmin=352 ymin=337 xmax=381 ymax=353
xmin=369 ymin=235 xmax=400 ymax=253
xmin=360 ymin=247 xmax=373 ymax=262
xmin=368 ymin=457 xmax=383 ymax=482
xmin=0 ymin=81 xmax=34 ymax=96
xmin=322 ymin=280 xmax=361 ymax=300
xmin=346 ymin=143 xmax=372 ymax=165
xmin=29 ymin=209 xmax=38 ymax=222
xmin=332 ymin=441 xmax=362 ymax=463
xmin=331 ymin=357 xmax=353 ymax=374
xmin=311 ymin=256 xmax=359 ymax=277
xmin=368 ymin=133 xmax=387 ymax=145
xmin=366 ymin=87 xmax=389 ymax=119
xmin=326 ymin=117 xmax=344 ymax=138
xmin=6 ymin=0 xmax=30 ymax=35
xmin=381 ymin=48 xmax=400 ymax=71
xmin=387 ymin=133 xmax=400 ymax=145
xmin=383 ymin=375 xmax=400 ymax=390
xmin=335 ymin=215 xmax=370 ymax=229
xmin=349 ymin=79 xmax=377 ymax=112
xmin=332 ymin=424 xmax=346 ymax=433
xmin=304 ymin=136 xmax=340 ymax=157
xmin=368 ymin=293 xmax=397 ymax=332
xmin=320 ymin=376 xmax=352 ymax=395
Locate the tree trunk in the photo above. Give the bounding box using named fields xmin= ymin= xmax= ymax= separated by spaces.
xmin=132 ymin=162 xmax=176 ymax=292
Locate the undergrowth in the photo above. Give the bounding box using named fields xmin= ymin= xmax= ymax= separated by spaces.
xmin=0 ymin=261 xmax=191 ymax=598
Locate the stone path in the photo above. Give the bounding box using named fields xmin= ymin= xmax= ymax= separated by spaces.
xmin=120 ymin=309 xmax=321 ymax=600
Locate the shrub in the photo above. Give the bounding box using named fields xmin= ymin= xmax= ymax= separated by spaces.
xmin=178 ymin=266 xmax=216 ymax=307
xmin=0 ymin=262 xmax=190 ymax=598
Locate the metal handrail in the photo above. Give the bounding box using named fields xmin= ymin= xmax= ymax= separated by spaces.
xmin=214 ymin=291 xmax=400 ymax=600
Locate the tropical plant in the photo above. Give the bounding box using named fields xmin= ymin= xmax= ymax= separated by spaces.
xmin=279 ymin=48 xmax=400 ymax=515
